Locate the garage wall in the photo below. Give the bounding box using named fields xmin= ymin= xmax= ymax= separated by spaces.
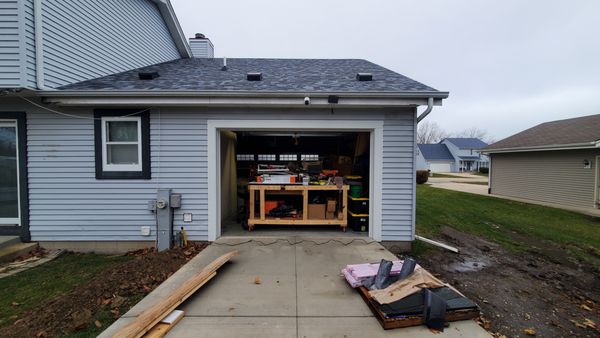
xmin=9 ymin=100 xmax=416 ymax=243
xmin=490 ymin=149 xmax=600 ymax=208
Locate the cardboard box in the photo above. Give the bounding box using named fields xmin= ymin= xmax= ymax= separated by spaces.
xmin=308 ymin=204 xmax=326 ymax=219
xmin=326 ymin=211 xmax=336 ymax=219
xmin=326 ymin=199 xmax=337 ymax=212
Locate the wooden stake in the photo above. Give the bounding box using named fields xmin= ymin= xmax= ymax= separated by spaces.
xmin=111 ymin=251 xmax=238 ymax=338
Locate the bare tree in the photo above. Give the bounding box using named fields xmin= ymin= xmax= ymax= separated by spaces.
xmin=417 ymin=121 xmax=449 ymax=144
xmin=454 ymin=127 xmax=496 ymax=144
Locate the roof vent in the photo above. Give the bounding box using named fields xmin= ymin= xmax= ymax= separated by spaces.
xmin=194 ymin=33 xmax=206 ymax=39
xmin=247 ymin=72 xmax=262 ymax=81
xmin=356 ymin=73 xmax=373 ymax=81
xmin=138 ymin=71 xmax=159 ymax=80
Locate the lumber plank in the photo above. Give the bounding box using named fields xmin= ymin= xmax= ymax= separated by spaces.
xmin=111 ymin=251 xmax=238 ymax=338
xmin=143 ymin=310 xmax=185 ymax=338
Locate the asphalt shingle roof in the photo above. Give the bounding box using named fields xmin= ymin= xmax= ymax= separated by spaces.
xmin=418 ymin=144 xmax=454 ymax=161
xmin=485 ymin=114 xmax=600 ymax=151
xmin=442 ymin=138 xmax=488 ymax=149
xmin=59 ymin=58 xmax=439 ymax=92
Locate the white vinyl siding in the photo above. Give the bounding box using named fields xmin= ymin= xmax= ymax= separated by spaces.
xmin=23 ymin=106 xmax=414 ymax=242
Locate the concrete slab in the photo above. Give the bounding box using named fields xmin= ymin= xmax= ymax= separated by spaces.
xmin=100 ymin=237 xmax=491 ymax=338
xmin=166 ymin=317 xmax=296 ymax=338
xmin=295 ymin=241 xmax=395 ymax=317
xmin=298 ymin=317 xmax=491 ymax=338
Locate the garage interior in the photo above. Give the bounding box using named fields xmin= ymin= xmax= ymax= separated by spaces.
xmin=219 ymin=130 xmax=371 ymax=237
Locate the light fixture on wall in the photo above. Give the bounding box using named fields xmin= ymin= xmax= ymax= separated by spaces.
xmin=583 ymin=159 xmax=592 ymax=169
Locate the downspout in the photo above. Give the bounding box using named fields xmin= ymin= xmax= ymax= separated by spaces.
xmin=416 ymin=97 xmax=434 ymax=123
xmin=34 ymin=0 xmax=50 ymax=90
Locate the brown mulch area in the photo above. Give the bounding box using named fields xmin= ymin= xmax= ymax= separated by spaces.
xmin=414 ymin=227 xmax=600 ymax=338
xmin=0 ymin=243 xmax=207 ymax=338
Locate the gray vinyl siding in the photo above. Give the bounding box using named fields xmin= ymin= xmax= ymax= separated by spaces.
xmin=27 ymin=109 xmax=208 ymax=241
xmin=382 ymin=113 xmax=415 ymax=241
xmin=0 ymin=0 xmax=21 ymax=87
xmin=22 ymin=0 xmax=35 ymax=88
xmin=490 ymin=149 xmax=600 ymax=209
xmin=37 ymin=0 xmax=180 ymax=88
xmin=21 ymin=105 xmax=414 ymax=242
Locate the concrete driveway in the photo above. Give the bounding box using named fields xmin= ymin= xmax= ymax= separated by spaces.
xmin=100 ymin=237 xmax=490 ymax=338
xmin=427 ymin=173 xmax=489 ymax=196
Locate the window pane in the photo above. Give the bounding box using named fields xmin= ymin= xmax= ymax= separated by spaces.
xmin=107 ymin=121 xmax=138 ymax=142
xmin=0 ymin=126 xmax=19 ymax=218
xmin=107 ymin=144 xmax=139 ymax=164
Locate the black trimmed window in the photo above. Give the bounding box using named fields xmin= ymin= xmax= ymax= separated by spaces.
xmin=94 ymin=109 xmax=150 ymax=179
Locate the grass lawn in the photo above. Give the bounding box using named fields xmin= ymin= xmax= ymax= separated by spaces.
xmin=0 ymin=253 xmax=132 ymax=329
xmin=416 ymin=185 xmax=600 ymax=266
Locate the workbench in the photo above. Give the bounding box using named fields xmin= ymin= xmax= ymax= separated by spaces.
xmin=248 ymin=184 xmax=349 ymax=231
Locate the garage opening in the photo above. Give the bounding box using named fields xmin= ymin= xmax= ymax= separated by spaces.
xmin=219 ymin=130 xmax=371 ymax=237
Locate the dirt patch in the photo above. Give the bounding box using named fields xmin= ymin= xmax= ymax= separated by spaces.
xmin=414 ymin=227 xmax=600 ymax=337
xmin=0 ymin=243 xmax=207 ymax=338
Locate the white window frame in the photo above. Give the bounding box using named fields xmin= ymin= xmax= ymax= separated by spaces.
xmin=101 ymin=116 xmax=143 ymax=172
xmin=0 ymin=120 xmax=21 ymax=225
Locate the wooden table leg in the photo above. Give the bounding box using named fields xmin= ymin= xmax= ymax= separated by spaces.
xmin=341 ymin=187 xmax=348 ymax=230
xmin=249 ymin=188 xmax=255 ymax=230
xmin=260 ymin=188 xmax=265 ymax=221
xmin=303 ymin=189 xmax=308 ymax=220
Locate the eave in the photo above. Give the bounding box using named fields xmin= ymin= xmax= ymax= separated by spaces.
xmin=483 ymin=140 xmax=600 ymax=154
xmin=37 ymin=90 xmax=449 ymax=108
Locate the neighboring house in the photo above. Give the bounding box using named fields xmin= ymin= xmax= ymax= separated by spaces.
xmin=416 ymin=138 xmax=488 ymax=173
xmin=0 ymin=1 xmax=448 ymax=251
xmin=484 ymin=114 xmax=600 ymax=210
xmin=416 ymin=144 xmax=455 ymax=172
xmin=440 ymin=138 xmax=489 ymax=172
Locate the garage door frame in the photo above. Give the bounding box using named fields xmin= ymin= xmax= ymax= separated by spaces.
xmin=207 ymin=119 xmax=384 ymax=241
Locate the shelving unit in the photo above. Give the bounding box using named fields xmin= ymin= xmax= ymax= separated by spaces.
xmin=248 ymin=184 xmax=349 ymax=231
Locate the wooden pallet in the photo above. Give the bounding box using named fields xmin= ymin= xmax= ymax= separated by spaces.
xmin=357 ymin=286 xmax=480 ymax=330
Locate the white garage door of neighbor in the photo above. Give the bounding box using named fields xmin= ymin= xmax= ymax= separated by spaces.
xmin=430 ymin=162 xmax=452 ymax=172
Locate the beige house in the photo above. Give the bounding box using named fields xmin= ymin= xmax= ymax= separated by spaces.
xmin=484 ymin=114 xmax=600 ymax=209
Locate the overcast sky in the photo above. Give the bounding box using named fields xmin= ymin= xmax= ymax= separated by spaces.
xmin=171 ymin=0 xmax=600 ymax=140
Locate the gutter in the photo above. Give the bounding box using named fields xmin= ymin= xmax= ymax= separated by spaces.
xmin=39 ymin=91 xmax=449 ymax=108
xmin=33 ymin=0 xmax=50 ymax=90
xmin=483 ymin=141 xmax=599 ymax=154
xmin=416 ymin=97 xmax=434 ymax=123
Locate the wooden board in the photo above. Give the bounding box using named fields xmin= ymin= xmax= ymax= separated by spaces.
xmin=143 ymin=310 xmax=185 ymax=338
xmin=111 ymin=251 xmax=238 ymax=338
xmin=357 ymin=286 xmax=480 ymax=330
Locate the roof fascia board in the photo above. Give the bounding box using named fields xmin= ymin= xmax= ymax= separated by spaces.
xmin=150 ymin=0 xmax=192 ymax=58
xmin=484 ymin=142 xmax=597 ymax=154
xmin=41 ymin=96 xmax=437 ymax=108
xmin=38 ymin=90 xmax=449 ymax=99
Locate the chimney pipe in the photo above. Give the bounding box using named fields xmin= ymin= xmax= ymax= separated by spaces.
xmin=189 ymin=33 xmax=214 ymax=58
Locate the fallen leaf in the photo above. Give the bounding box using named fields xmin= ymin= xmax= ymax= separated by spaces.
xmin=11 ymin=301 xmax=19 ymax=306
xmin=581 ymin=304 xmax=593 ymax=311
xmin=100 ymin=298 xmax=111 ymax=305
xmin=95 ymin=320 xmax=102 ymax=328
xmin=254 ymin=276 xmax=261 ymax=284
xmin=523 ymin=328 xmax=536 ymax=336
xmin=570 ymin=319 xmax=586 ymax=329
xmin=13 ymin=318 xmax=25 ymax=326
xmin=583 ymin=318 xmax=597 ymax=329
xmin=35 ymin=330 xmax=47 ymax=337
xmin=524 ymin=313 xmax=531 ymax=320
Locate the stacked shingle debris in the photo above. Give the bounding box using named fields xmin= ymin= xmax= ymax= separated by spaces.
xmin=343 ymin=259 xmax=479 ymax=331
